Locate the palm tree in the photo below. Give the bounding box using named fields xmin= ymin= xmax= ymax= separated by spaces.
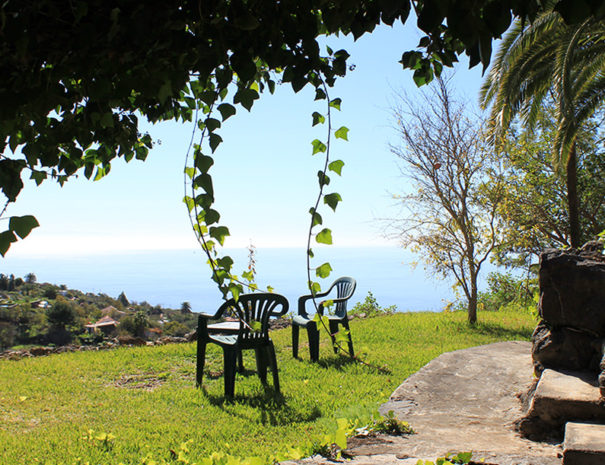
xmin=480 ymin=11 xmax=605 ymax=248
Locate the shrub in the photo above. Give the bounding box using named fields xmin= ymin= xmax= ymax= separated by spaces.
xmin=350 ymin=292 xmax=397 ymax=318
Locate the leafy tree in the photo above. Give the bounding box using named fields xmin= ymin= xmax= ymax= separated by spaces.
xmin=25 ymin=272 xmax=37 ymax=284
xmin=388 ymin=78 xmax=505 ymax=324
xmin=480 ymin=11 xmax=605 ymax=248
xmin=180 ymin=301 xmax=192 ymax=314
xmin=46 ymin=298 xmax=80 ymax=344
xmin=163 ymin=321 xmax=189 ymax=338
xmin=46 ymin=299 xmax=76 ymax=328
xmin=492 ymin=103 xmax=605 ymax=268
xmin=117 ymin=291 xmax=129 ymax=307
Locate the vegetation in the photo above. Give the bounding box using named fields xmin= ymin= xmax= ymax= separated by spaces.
xmin=0 ymin=2 xmax=600 ymax=309
xmin=350 ymin=291 xmax=397 ymax=318
xmin=0 ymin=309 xmax=535 ymax=464
xmin=491 ymin=104 xmax=605 ymax=269
xmin=0 ymin=274 xmax=197 ymax=350
xmin=480 ymin=11 xmax=605 ymax=248
xmin=389 ymin=78 xmax=505 ymax=324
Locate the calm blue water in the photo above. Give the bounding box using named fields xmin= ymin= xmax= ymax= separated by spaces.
xmin=1 ymin=247 xmax=457 ymax=313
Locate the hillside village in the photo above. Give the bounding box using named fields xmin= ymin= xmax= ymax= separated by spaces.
xmin=0 ymin=273 xmax=198 ymax=351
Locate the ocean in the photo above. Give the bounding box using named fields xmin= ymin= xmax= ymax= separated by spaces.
xmin=1 ymin=247 xmax=458 ymax=313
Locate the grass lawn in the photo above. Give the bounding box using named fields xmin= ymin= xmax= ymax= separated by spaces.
xmin=0 ymin=310 xmax=535 ymax=465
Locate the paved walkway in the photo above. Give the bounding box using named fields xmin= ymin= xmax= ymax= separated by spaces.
xmin=284 ymin=341 xmax=562 ymax=465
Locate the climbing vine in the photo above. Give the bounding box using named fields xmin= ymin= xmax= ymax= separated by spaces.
xmin=183 ymin=49 xmax=350 ymax=304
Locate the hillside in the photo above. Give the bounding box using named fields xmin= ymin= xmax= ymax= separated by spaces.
xmin=0 ymin=272 xmax=197 ymax=350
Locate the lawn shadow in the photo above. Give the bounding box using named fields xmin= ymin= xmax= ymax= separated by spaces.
xmin=297 ymin=354 xmax=391 ymax=374
xmin=201 ymin=387 xmax=323 ymax=426
xmin=467 ymin=320 xmax=535 ymax=340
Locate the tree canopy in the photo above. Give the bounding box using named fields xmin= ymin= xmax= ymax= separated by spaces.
xmin=1 ymin=0 xmax=603 ymax=257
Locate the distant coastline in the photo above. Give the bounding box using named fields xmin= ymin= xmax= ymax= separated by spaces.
xmin=2 ymin=246 xmax=460 ymax=312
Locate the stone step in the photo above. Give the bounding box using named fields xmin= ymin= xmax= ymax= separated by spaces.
xmin=563 ymin=422 xmax=605 ymax=465
xmin=529 ymin=369 xmax=605 ymax=428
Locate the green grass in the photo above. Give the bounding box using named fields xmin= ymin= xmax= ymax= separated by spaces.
xmin=0 ymin=310 xmax=535 ymax=464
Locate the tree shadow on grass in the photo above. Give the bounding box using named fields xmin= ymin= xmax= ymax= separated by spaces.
xmin=465 ymin=321 xmax=535 ymax=340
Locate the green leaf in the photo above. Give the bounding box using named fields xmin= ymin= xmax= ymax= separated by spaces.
xmin=204 ymin=117 xmax=221 ymax=132
xmin=209 ymin=226 xmax=230 ymax=246
xmin=183 ymin=196 xmax=195 ymax=212
xmin=312 ymin=112 xmax=325 ymax=126
xmin=324 ymin=193 xmax=342 ymax=212
xmin=194 ymin=154 xmax=214 ymax=173
xmin=316 ymin=262 xmax=332 ymax=278
xmin=209 ymin=133 xmax=223 ymax=153
xmin=158 ymin=81 xmax=172 ymax=104
xmin=328 ymin=160 xmax=344 ymax=175
xmin=99 ymin=112 xmax=114 ymax=128
xmin=334 ymin=126 xmax=349 ymax=140
xmin=308 ymin=248 xmax=314 ymax=258
xmin=308 ymin=281 xmax=321 ymax=296
xmin=311 ymin=139 xmax=327 ymax=155
xmin=194 ymin=174 xmax=214 ymax=196
xmin=217 ymin=256 xmax=234 ymax=270
xmin=316 ymin=228 xmax=333 ymax=245
xmin=217 ymin=103 xmax=236 ymax=121
xmin=0 ymin=230 xmax=17 ymax=257
xmin=334 ymin=428 xmax=347 ymax=450
xmin=309 ymin=208 xmax=323 ymax=227
xmin=329 ymin=98 xmax=342 ymax=110
xmin=317 ymin=171 xmax=330 ymax=187
xmin=234 ymin=88 xmax=259 ymax=111
xmin=8 ymin=215 xmax=40 ymax=240
xmin=249 ymin=320 xmax=262 ymax=332
xmin=229 ymin=283 xmax=241 ymax=302
xmin=204 ymin=209 xmax=220 ymax=225
xmin=30 ymin=170 xmax=47 ymax=185
xmin=184 ymin=167 xmax=195 ymax=179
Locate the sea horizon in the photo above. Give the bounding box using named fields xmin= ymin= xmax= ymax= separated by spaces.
xmin=1 ymin=246 xmax=462 ymax=313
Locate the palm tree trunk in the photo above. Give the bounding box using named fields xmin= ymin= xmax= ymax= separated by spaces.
xmin=567 ymin=142 xmax=581 ymax=248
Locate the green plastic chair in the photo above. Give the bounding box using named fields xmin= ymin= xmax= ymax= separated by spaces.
xmin=196 ymin=293 xmax=289 ymax=398
xmin=292 ymin=277 xmax=356 ymax=362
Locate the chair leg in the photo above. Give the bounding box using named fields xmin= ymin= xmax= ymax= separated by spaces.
xmin=267 ymin=343 xmax=280 ymax=394
xmin=223 ymin=348 xmax=238 ymax=399
xmin=292 ymin=324 xmax=299 ymax=359
xmin=307 ymin=323 xmax=320 ymax=362
xmin=255 ymin=347 xmax=268 ymax=385
xmin=196 ymin=341 xmax=206 ymax=387
xmin=329 ymin=320 xmax=339 ymax=354
xmin=342 ymin=319 xmax=354 ymax=357
xmin=237 ymin=350 xmax=244 ymax=373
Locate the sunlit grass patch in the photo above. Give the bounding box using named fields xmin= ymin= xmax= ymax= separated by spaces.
xmin=0 ymin=309 xmax=535 ymax=464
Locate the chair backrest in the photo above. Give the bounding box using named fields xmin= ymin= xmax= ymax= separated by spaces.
xmin=331 ymin=277 xmax=356 ymax=319
xmin=229 ymin=293 xmax=289 ymax=343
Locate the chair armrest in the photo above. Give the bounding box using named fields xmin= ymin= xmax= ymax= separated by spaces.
xmin=297 ymin=294 xmax=328 ymax=317
xmin=269 ymin=296 xmax=290 ymax=318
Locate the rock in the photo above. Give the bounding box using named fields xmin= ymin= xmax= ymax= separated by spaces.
xmin=117 ymin=335 xmax=147 ymax=346
xmin=270 ymin=318 xmax=291 ymax=330
xmin=532 ymin=247 xmax=605 ymax=375
xmin=538 ymin=248 xmax=605 ymax=333
xmin=532 ymin=321 xmax=598 ymax=374
xmin=29 ymin=346 xmax=53 ymax=356
xmin=185 ymin=330 xmax=197 ymax=342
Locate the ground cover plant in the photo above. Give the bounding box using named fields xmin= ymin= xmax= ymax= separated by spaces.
xmin=0 ymin=309 xmax=535 ymax=464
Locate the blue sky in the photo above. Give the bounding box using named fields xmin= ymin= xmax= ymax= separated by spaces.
xmin=5 ymin=21 xmax=485 ymax=257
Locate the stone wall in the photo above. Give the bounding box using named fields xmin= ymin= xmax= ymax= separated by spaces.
xmin=532 ymin=241 xmax=605 ymax=377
